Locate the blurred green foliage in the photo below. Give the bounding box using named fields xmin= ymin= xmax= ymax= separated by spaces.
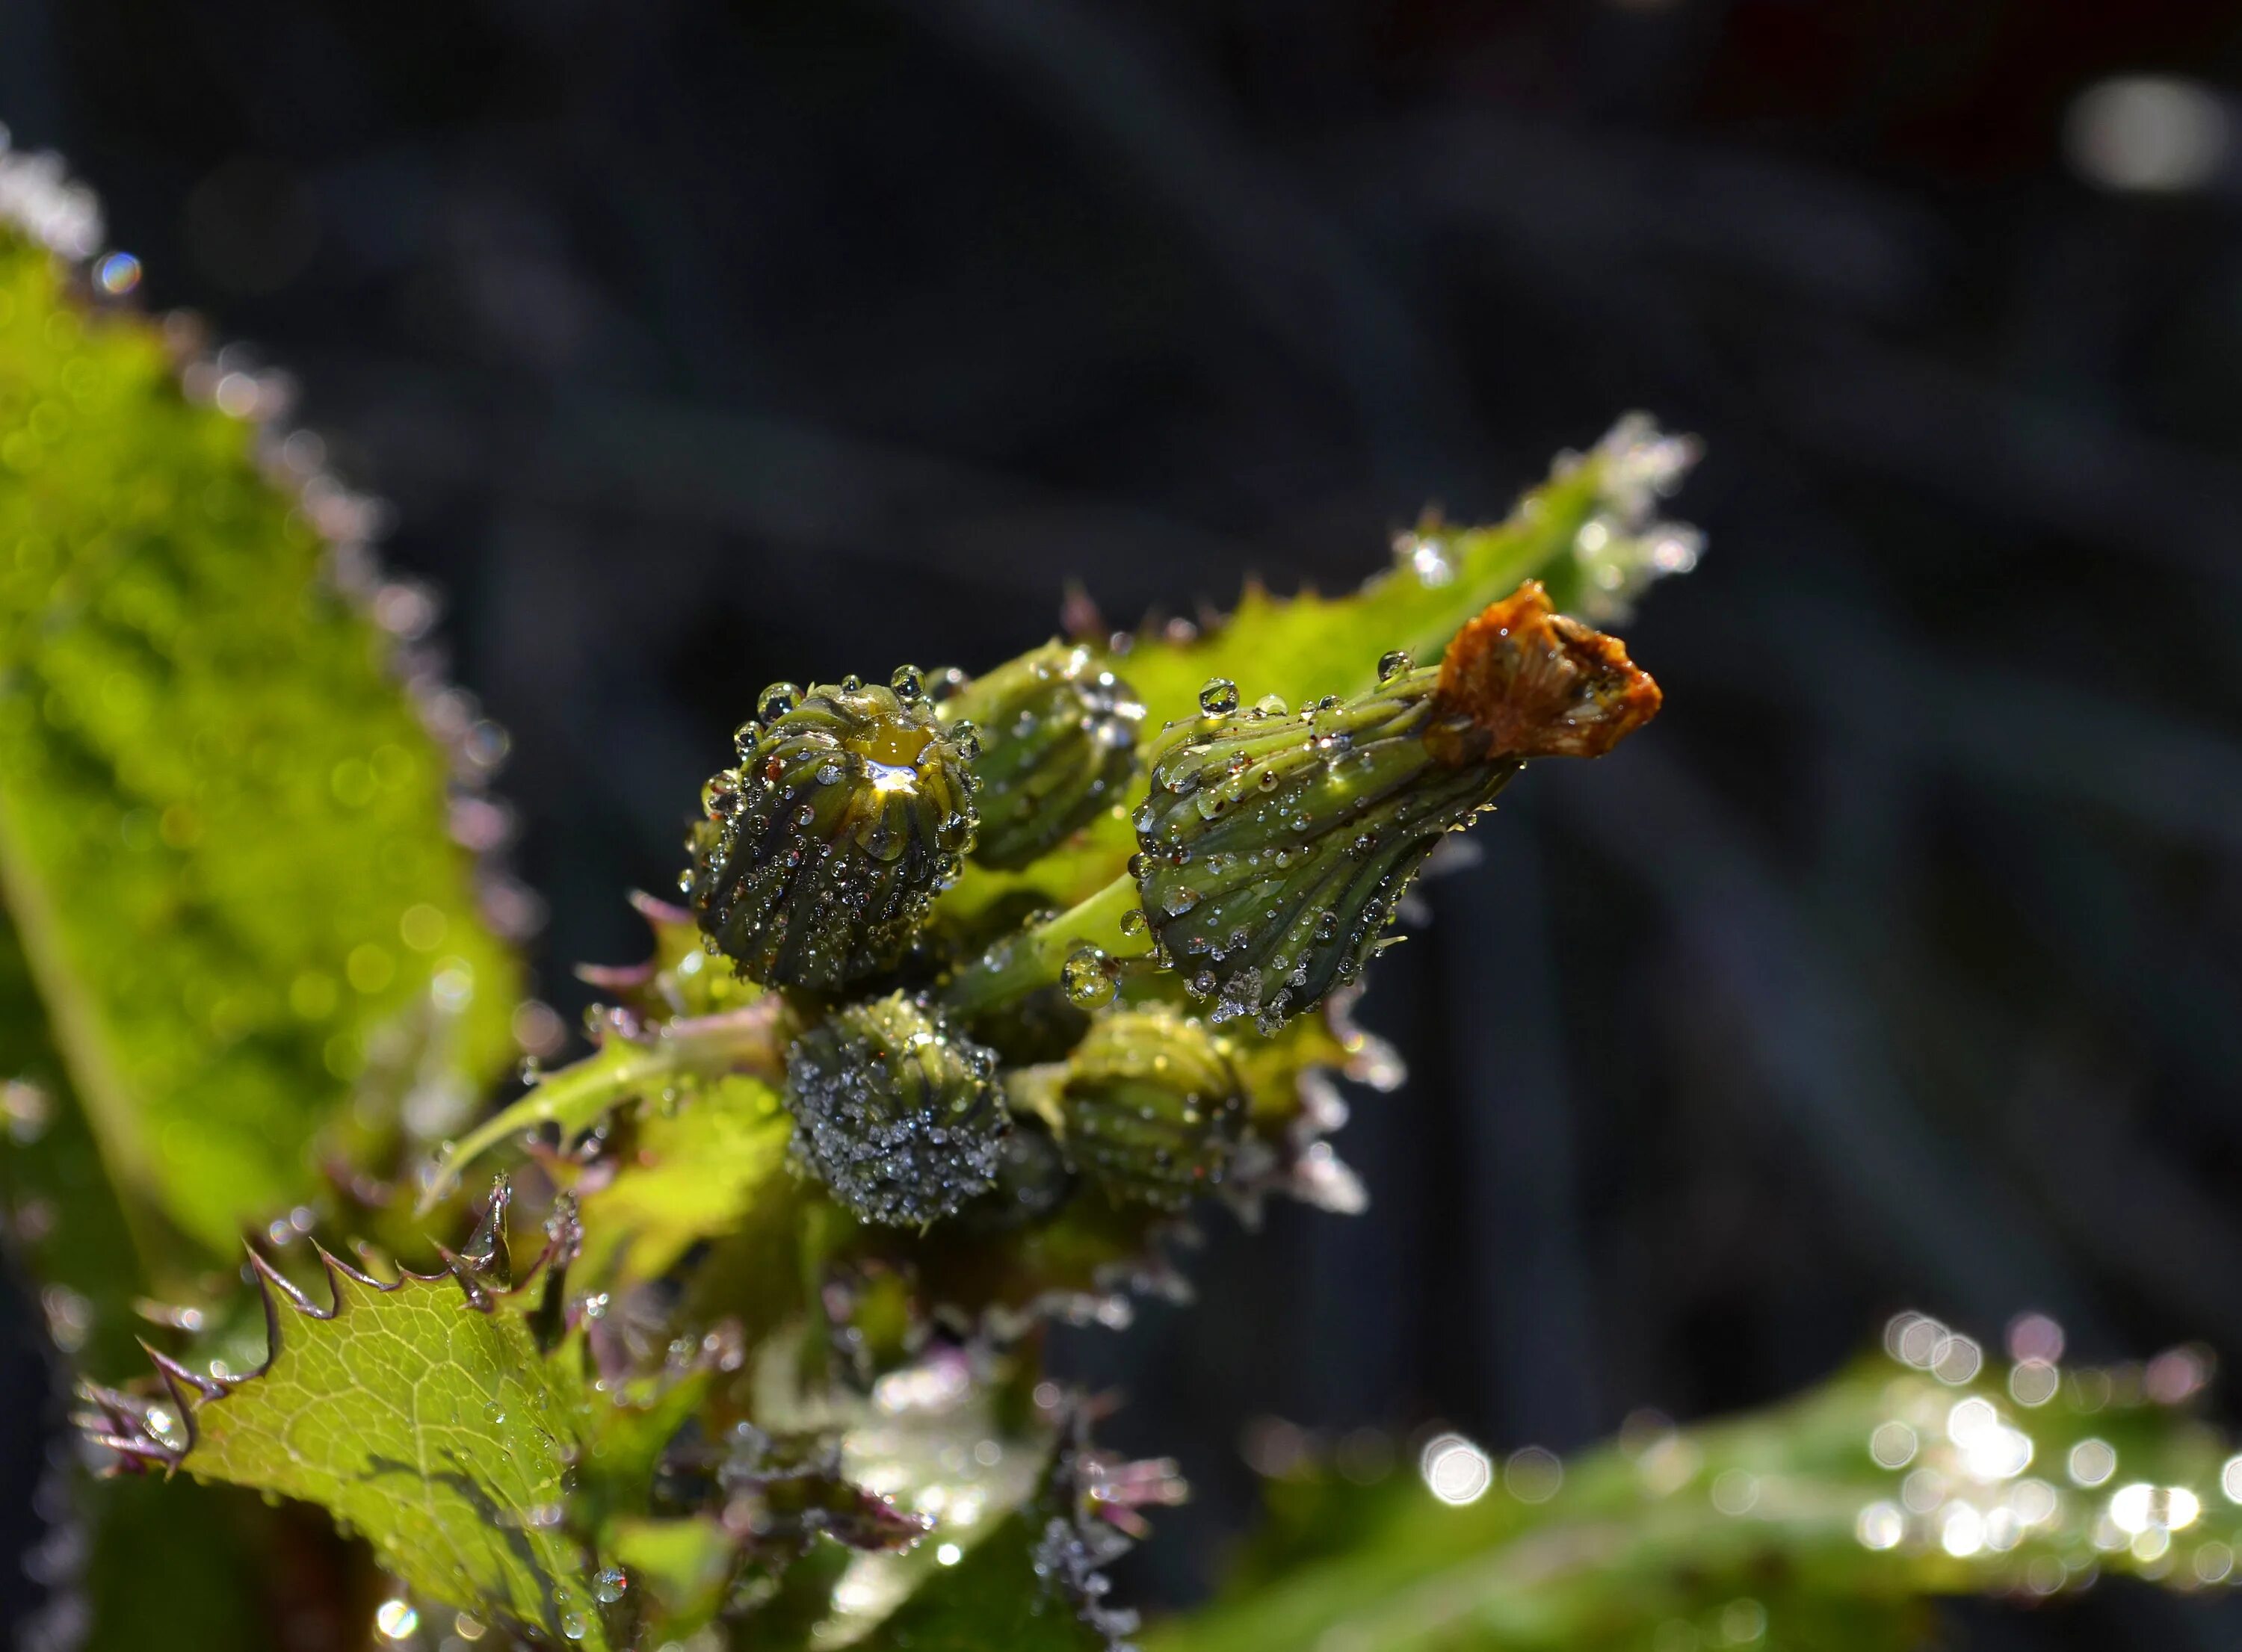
xmin=1153 ymin=1335 xmax=2238 ymax=1652
xmin=0 ymin=230 xmax=519 ymax=1263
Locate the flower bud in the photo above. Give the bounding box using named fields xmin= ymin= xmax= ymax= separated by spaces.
xmin=1025 ymin=1008 xmax=1246 ymax=1209
xmin=1132 ymin=582 xmax=1658 ymax=1030
xmin=954 ymin=1119 xmax=1077 ymax=1233
xmin=689 ymin=675 xmax=978 ymax=989
xmin=784 ymin=993 xmax=1007 ymax=1228
xmin=942 ymin=642 xmax=1145 ymax=869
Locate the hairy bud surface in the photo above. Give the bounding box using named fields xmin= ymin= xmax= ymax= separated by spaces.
xmin=690 ymin=674 xmax=978 ymax=989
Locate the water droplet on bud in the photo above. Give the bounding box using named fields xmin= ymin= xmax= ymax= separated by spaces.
xmin=1062 ymin=946 xmax=1118 ymax=1008
xmin=1378 ymin=649 xmax=1413 ymax=681
xmin=1199 ymin=678 xmax=1241 ymax=716
xmin=891 ymin=663 xmax=926 ymax=699
xmin=758 ymin=682 xmax=800 ymax=721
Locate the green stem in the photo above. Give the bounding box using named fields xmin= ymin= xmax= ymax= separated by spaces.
xmin=421 ymin=997 xmax=788 ymax=1207
xmin=941 ymin=875 xmax=1152 ymax=1019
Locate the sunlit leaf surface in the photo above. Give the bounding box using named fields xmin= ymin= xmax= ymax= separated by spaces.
xmin=162 ymin=1258 xmax=609 ymax=1649
xmin=0 ymin=225 xmax=520 ymax=1257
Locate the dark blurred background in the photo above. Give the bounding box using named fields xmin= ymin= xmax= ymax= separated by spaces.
xmin=6 ymin=1 xmax=2242 ymax=1645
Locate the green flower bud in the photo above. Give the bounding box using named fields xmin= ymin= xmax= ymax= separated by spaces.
xmin=954 ymin=1118 xmax=1077 ymax=1233
xmin=784 ymin=992 xmax=1008 ymax=1227
xmin=689 ymin=673 xmax=978 ymax=989
xmin=1132 ymin=582 xmax=1659 ymax=1030
xmin=942 ymin=642 xmax=1145 ymax=869
xmin=1024 ymin=1007 xmax=1246 ymax=1209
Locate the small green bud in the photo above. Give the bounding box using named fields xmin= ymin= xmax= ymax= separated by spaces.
xmin=954 ymin=1119 xmax=1077 ymax=1232
xmin=1025 ymin=1007 xmax=1246 ymax=1209
xmin=689 ymin=678 xmax=978 ymax=989
xmin=784 ymin=993 xmax=1007 ymax=1227
xmin=1132 ymin=583 xmax=1659 ymax=1030
xmin=942 ymin=642 xmax=1145 ymax=869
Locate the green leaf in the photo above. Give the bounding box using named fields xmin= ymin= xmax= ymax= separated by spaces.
xmin=606 ymin=1515 xmax=738 ymax=1637
xmin=1149 ymin=1328 xmax=2241 ymax=1652
xmin=0 ymin=226 xmax=522 ymax=1257
xmin=575 ymin=1074 xmax=794 ymax=1288
xmin=135 ymin=1256 xmax=610 ymax=1648
xmin=0 ymin=909 xmax=148 ymax=1373
xmin=430 ymin=998 xmax=787 ymax=1203
xmin=944 ymin=415 xmax=1698 ymax=915
xmin=856 ymin=1506 xmax=1107 ymax=1651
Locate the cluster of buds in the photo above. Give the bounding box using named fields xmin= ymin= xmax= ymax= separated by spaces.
xmin=686 ymin=583 xmax=1658 ymax=1229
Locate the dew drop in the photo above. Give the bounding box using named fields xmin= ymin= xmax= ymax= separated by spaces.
xmin=758 ymin=682 xmax=800 ymax=722
xmin=593 ymin=1568 xmax=629 ymax=1604
xmin=1062 ymin=947 xmax=1117 ymax=1009
xmin=560 ymin=1612 xmax=587 ymax=1642
xmin=1118 ymin=908 xmax=1148 ymax=937
xmin=1199 ymin=678 xmax=1241 ymax=717
xmin=1378 ymin=649 xmax=1414 ymax=681
xmin=890 ymin=663 xmax=927 ymax=699
xmin=373 ymin=1599 xmax=419 ymax=1641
